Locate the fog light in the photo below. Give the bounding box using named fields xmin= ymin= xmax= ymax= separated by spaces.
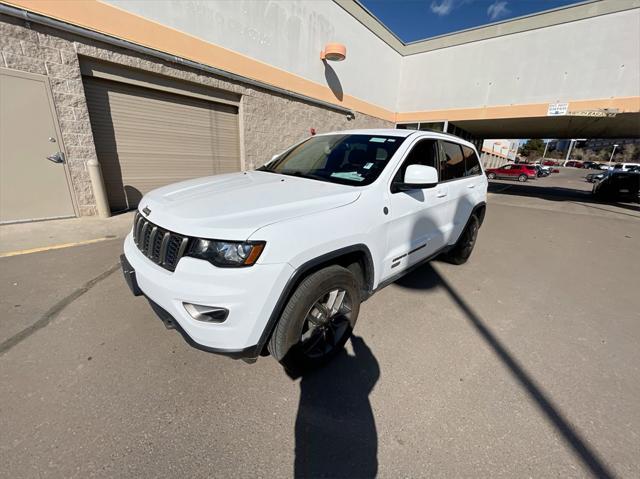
xmin=183 ymin=303 xmax=228 ymax=323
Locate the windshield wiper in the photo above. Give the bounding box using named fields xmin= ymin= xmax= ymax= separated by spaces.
xmin=257 ymin=168 xmax=330 ymax=183
xmin=279 ymin=171 xmax=327 ymax=182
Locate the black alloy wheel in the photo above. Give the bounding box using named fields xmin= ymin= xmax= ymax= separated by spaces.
xmin=299 ymin=288 xmax=353 ymax=359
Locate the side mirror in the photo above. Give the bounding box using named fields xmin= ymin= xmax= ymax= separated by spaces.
xmin=395 ymin=165 xmax=438 ymax=191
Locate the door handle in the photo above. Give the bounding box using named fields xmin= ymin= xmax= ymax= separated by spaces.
xmin=436 ymin=190 xmax=448 ymax=198
xmin=46 ymin=152 xmax=65 ymax=164
xmin=467 ymin=184 xmax=476 ymax=189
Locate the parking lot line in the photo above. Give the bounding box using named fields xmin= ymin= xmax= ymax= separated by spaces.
xmin=0 ymin=237 xmax=116 ymax=258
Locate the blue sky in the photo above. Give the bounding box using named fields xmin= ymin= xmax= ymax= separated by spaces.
xmin=359 ymin=0 xmax=581 ymax=42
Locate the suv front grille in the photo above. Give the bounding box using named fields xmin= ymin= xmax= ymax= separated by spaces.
xmin=132 ymin=212 xmax=190 ymax=272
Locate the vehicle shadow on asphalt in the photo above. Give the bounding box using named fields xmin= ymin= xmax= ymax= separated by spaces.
xmin=488 ymin=181 xmax=640 ymax=215
xmin=289 ymin=336 xmax=380 ymax=479
xmin=395 ymin=262 xmax=616 ymax=479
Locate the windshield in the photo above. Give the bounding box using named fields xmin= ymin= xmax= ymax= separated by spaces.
xmin=257 ymin=134 xmax=407 ymax=186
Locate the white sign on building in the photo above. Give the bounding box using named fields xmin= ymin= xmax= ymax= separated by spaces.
xmin=547 ymin=102 xmax=569 ymax=116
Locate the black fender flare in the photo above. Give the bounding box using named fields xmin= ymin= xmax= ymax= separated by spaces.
xmin=253 ymin=244 xmax=375 ymax=357
xmin=450 ymin=201 xmax=487 ymax=248
xmin=473 ymin=201 xmax=487 ymax=226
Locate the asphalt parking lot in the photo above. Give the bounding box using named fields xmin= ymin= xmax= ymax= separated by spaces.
xmin=1 ymin=168 xmax=639 ymax=478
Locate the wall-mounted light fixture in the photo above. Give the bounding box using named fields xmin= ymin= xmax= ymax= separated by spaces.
xmin=320 ymin=43 xmax=347 ymax=61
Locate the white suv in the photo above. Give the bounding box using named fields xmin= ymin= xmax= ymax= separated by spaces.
xmin=121 ymin=129 xmax=487 ymax=370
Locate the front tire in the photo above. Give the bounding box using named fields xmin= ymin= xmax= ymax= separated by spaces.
xmin=443 ymin=214 xmax=480 ymax=265
xmin=518 ymin=174 xmax=528 ymax=182
xmin=268 ymin=265 xmax=360 ymax=372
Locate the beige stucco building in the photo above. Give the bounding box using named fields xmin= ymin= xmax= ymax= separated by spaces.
xmin=0 ymin=0 xmax=638 ymax=222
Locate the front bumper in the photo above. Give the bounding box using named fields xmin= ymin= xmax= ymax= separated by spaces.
xmin=122 ymin=233 xmax=294 ymax=359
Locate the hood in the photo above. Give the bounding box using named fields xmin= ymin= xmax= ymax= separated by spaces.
xmin=139 ymin=171 xmax=360 ymax=239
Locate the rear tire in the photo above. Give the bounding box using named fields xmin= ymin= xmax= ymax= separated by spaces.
xmin=443 ymin=214 xmax=480 ymax=265
xmin=268 ymin=265 xmax=360 ymax=373
xmin=518 ymin=174 xmax=528 ymax=182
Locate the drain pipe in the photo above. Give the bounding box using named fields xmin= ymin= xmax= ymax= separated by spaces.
xmin=0 ymin=4 xmax=355 ymax=118
xmin=87 ymin=158 xmax=111 ymax=218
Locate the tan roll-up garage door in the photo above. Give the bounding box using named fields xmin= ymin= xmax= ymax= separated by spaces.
xmin=83 ymin=76 xmax=240 ymax=212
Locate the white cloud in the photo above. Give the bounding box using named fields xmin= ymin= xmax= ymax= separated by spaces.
xmin=430 ymin=0 xmax=454 ymax=16
xmin=487 ymin=0 xmax=510 ymax=20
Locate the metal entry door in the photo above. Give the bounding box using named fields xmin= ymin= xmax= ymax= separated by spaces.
xmin=0 ymin=68 xmax=76 ymax=223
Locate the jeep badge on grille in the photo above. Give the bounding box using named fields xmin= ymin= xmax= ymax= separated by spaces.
xmin=142 ymin=206 xmax=151 ymax=216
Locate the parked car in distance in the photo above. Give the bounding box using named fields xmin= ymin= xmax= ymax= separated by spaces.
xmin=613 ymin=163 xmax=640 ymax=172
xmin=565 ymin=160 xmax=584 ymax=168
xmin=583 ymin=161 xmax=604 ymax=170
xmin=486 ymin=164 xmax=537 ymax=182
xmin=531 ymin=165 xmax=550 ymax=177
xmin=592 ymin=171 xmax=640 ymax=203
xmin=586 ymin=172 xmax=605 ymax=183
xmin=120 ymin=129 xmax=488 ymax=371
xmin=598 ymin=164 xmax=610 ymax=170
xmin=542 ymin=160 xmax=557 ymax=166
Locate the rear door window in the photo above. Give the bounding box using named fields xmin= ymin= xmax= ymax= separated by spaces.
xmin=461 ymin=145 xmax=482 ymax=176
xmin=440 ymin=141 xmax=465 ymax=181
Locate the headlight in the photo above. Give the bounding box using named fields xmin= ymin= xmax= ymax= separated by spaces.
xmin=187 ymin=239 xmax=265 ymax=267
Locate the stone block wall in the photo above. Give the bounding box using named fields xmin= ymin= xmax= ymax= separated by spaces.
xmin=0 ymin=13 xmax=392 ymax=216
